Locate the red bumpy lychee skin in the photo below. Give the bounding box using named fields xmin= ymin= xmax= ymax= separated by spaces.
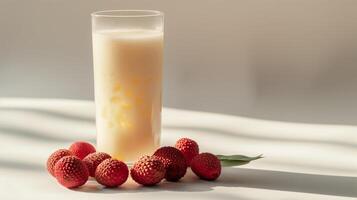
xmin=190 ymin=153 xmax=221 ymax=181
xmin=175 ymin=138 xmax=199 ymax=166
xmin=130 ymin=156 xmax=166 ymax=186
xmin=54 ymin=156 xmax=89 ymax=188
xmin=95 ymin=158 xmax=129 ymax=187
xmin=153 ymin=146 xmax=187 ymax=182
xmin=47 ymin=149 xmax=73 ymax=177
xmin=83 ymin=152 xmax=111 ymax=177
xmin=69 ymin=141 xmax=96 ymax=160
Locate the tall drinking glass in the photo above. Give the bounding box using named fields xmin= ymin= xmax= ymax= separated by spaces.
xmin=91 ymin=10 xmax=163 ymax=162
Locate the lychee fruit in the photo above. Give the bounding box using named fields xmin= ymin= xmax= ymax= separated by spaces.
xmin=130 ymin=156 xmax=166 ymax=186
xmin=95 ymin=158 xmax=128 ymax=187
xmin=175 ymin=138 xmax=199 ymax=166
xmin=153 ymin=146 xmax=187 ymax=182
xmin=191 ymin=153 xmax=221 ymax=181
xmin=69 ymin=141 xmax=96 ymax=159
xmin=47 ymin=149 xmax=73 ymax=177
xmin=54 ymin=156 xmax=89 ymax=188
xmin=83 ymin=152 xmax=111 ymax=177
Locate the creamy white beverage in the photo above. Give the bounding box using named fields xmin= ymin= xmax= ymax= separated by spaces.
xmin=93 ymin=29 xmax=163 ymax=161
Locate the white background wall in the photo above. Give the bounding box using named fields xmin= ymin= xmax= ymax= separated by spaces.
xmin=1 ymin=0 xmax=357 ymax=124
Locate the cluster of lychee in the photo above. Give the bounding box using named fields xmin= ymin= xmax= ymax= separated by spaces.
xmin=47 ymin=138 xmax=221 ymax=188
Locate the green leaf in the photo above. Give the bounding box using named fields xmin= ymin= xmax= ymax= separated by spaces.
xmin=216 ymin=154 xmax=263 ymax=167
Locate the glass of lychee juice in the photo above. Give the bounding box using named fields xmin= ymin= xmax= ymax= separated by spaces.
xmin=91 ymin=10 xmax=163 ymax=163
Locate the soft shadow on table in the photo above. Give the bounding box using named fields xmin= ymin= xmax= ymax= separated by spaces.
xmin=164 ymin=125 xmax=357 ymax=149
xmin=75 ymin=168 xmax=357 ymax=198
xmin=2 ymin=159 xmax=355 ymax=198
xmin=0 ymin=159 xmax=44 ymax=171
xmin=0 ymin=108 xmax=96 ymax=143
xmin=0 ymin=126 xmax=74 ymax=142
xmin=76 ymin=180 xmax=252 ymax=200
xmin=0 ymin=107 xmax=95 ymax=123
xmin=0 ymin=126 xmax=96 ymax=144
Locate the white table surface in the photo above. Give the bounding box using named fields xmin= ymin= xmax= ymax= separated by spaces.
xmin=0 ymin=98 xmax=356 ymax=200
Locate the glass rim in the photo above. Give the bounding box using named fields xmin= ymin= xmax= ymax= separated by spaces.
xmin=91 ymin=10 xmax=163 ymax=18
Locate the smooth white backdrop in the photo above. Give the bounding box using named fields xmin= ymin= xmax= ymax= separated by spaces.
xmin=1 ymin=0 xmax=357 ymax=124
